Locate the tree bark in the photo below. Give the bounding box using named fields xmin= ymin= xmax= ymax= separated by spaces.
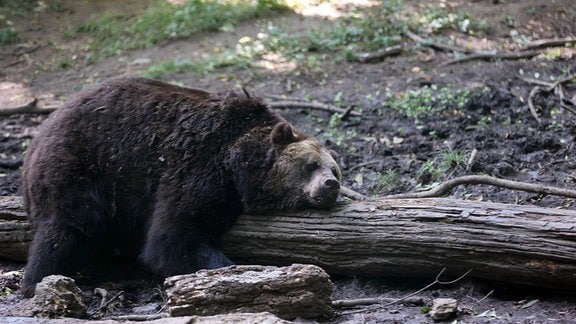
xmin=1 ymin=196 xmax=576 ymax=292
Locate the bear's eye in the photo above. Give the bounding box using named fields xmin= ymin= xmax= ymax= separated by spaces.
xmin=304 ymin=161 xmax=320 ymax=174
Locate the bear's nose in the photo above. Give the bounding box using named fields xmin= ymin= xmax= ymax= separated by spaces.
xmin=325 ymin=178 xmax=340 ymax=189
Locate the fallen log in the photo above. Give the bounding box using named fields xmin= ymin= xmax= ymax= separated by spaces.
xmin=1 ymin=196 xmax=575 ymax=292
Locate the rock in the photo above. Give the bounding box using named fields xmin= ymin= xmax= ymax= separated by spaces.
xmin=186 ymin=312 xmax=290 ymax=324
xmin=31 ymin=275 xmax=87 ymax=318
xmin=0 ymin=313 xmax=287 ymax=324
xmin=164 ymin=264 xmax=333 ymax=320
xmin=429 ymin=297 xmax=458 ymax=321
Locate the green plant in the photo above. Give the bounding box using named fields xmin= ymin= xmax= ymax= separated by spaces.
xmin=75 ymin=0 xmax=291 ymax=58
xmin=317 ymin=113 xmax=358 ymax=153
xmin=259 ymin=1 xmax=405 ymax=62
xmin=385 ymin=85 xmax=473 ymax=119
xmin=375 ymin=169 xmax=399 ymax=192
xmin=407 ymin=5 xmax=489 ymax=36
xmin=418 ymin=159 xmax=444 ymax=184
xmin=477 ymin=115 xmax=491 ymax=128
xmin=418 ymin=148 xmax=468 ymax=184
xmin=441 ymin=148 xmax=467 ymax=170
xmin=0 ymin=27 xmax=18 ymax=44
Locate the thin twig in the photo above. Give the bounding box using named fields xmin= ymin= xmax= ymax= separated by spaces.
xmin=465 ymin=148 xmax=478 ymax=171
xmin=340 ymin=186 xmax=368 ymax=201
xmin=404 ymin=30 xmax=474 ymax=54
xmin=337 ymin=268 xmax=472 ymax=315
xmin=353 ymin=44 xmax=403 ymax=63
xmin=522 ymin=73 xmax=576 ymax=121
xmin=438 ymin=51 xmax=540 ymax=67
xmin=0 ymin=98 xmax=60 ymax=116
xmin=470 ymin=289 xmax=494 ymax=309
xmin=518 ymin=37 xmax=576 ymax=51
xmin=360 ymin=268 xmax=471 ymax=309
xmin=269 ymin=100 xmax=362 ymax=117
xmin=332 ymin=296 xmax=425 ymax=308
xmin=111 ymin=313 xmax=168 ymax=321
xmin=527 ymin=86 xmax=543 ymax=124
xmin=347 ymin=160 xmax=383 ymax=173
xmin=381 ymin=174 xmax=576 ymax=199
xmin=340 ymin=105 xmax=356 ymax=121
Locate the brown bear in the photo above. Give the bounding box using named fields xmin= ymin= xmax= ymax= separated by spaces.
xmin=20 ymin=77 xmax=341 ymax=297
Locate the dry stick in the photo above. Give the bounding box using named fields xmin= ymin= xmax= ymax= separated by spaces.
xmin=353 ymin=44 xmax=403 ymax=63
xmin=332 ymin=296 xmax=425 ymax=309
xmin=527 ymin=86 xmax=543 ymax=124
xmin=465 ymin=148 xmax=478 ymax=171
xmin=347 ymin=160 xmax=382 ymax=173
xmin=340 ymin=186 xmax=368 ymax=201
xmin=519 ymin=73 xmax=576 ymax=92
xmin=90 ymin=290 xmax=125 ymax=316
xmin=523 ymin=73 xmax=576 ymax=121
xmin=112 ymin=313 xmax=168 ymax=321
xmin=404 ymin=30 xmax=474 ymax=54
xmin=340 ymin=104 xmax=356 ymax=121
xmin=556 ymin=85 xmax=576 ymax=115
xmin=518 ymin=37 xmax=576 ymax=51
xmin=469 ymin=289 xmax=494 ymax=310
xmin=437 ymin=51 xmax=540 ymax=68
xmin=378 ymin=268 xmax=473 ymax=309
xmin=269 ymin=101 xmax=362 ymax=117
xmin=337 ymin=268 xmax=472 ymax=315
xmin=380 ymin=174 xmax=576 ymax=199
xmin=0 ymin=98 xmax=59 ymax=116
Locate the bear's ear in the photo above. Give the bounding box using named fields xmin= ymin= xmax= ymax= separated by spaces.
xmin=271 ymin=122 xmax=297 ymax=146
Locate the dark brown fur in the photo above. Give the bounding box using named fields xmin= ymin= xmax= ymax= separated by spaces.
xmin=20 ymin=77 xmax=341 ymax=297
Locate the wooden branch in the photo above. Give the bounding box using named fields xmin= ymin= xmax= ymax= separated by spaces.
xmin=404 ymin=30 xmax=474 ymax=54
xmin=269 ymin=101 xmax=362 ymax=117
xmin=381 ymin=175 xmax=576 ymax=199
xmin=353 ymin=45 xmax=403 ymax=63
xmin=222 ymin=198 xmax=576 ymax=292
xmin=438 ymin=51 xmax=540 ymax=67
xmin=0 ymin=98 xmax=59 ymax=116
xmin=518 ymin=37 xmax=576 ymax=51
xmin=2 ymin=196 xmax=576 ymax=292
xmin=522 ymin=73 xmax=576 ymax=121
xmin=528 ymin=86 xmax=543 ymax=124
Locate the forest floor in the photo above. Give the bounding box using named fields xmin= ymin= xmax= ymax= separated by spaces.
xmin=1 ymin=0 xmax=576 ymax=322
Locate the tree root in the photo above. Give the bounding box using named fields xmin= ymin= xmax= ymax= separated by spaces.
xmin=404 ymin=30 xmax=574 ymax=67
xmin=269 ymin=100 xmax=362 ymax=117
xmin=380 ymin=174 xmax=576 ymax=199
xmin=521 ymin=73 xmax=576 ymax=123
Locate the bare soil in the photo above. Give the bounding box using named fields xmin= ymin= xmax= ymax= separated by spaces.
xmin=1 ymin=0 xmax=576 ymax=322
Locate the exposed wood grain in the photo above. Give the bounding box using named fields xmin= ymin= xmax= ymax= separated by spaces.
xmin=1 ymin=196 xmax=575 ymax=292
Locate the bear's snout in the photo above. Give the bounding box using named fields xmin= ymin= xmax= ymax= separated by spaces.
xmin=324 ymin=178 xmax=340 ymax=190
xmin=308 ymin=172 xmax=340 ymax=209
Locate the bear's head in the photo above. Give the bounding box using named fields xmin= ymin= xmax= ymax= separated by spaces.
xmin=263 ymin=122 xmax=342 ymax=211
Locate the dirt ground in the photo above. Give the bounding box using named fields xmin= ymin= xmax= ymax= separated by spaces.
xmin=1 ymin=0 xmax=576 ymax=323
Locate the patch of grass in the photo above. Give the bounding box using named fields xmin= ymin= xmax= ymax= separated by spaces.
xmin=385 ymin=85 xmax=475 ymax=119
xmin=418 ymin=148 xmax=468 ymax=184
xmin=143 ymin=59 xmax=211 ymax=78
xmin=0 ymin=26 xmax=18 ymax=44
xmin=75 ymin=0 xmax=291 ymax=58
xmin=143 ymin=38 xmax=257 ymax=77
xmin=441 ymin=148 xmax=467 ymax=170
xmin=260 ymin=0 xmax=405 ymax=62
xmin=375 ymin=169 xmax=399 ymax=192
xmin=145 ymin=1 xmax=407 ymax=76
xmin=406 ymin=5 xmax=490 ymax=36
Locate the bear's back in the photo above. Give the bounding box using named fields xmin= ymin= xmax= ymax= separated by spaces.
xmin=22 ymin=78 xmax=281 ymax=205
